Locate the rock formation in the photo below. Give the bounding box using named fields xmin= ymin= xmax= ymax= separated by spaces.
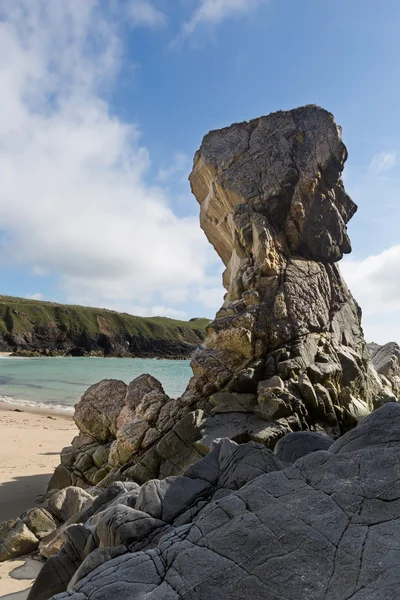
xmin=44 ymin=105 xmax=395 ymax=494
xmin=2 ymin=105 xmax=400 ymax=599
xmin=371 ymin=341 xmax=400 ymax=397
xmin=187 ymin=105 xmax=390 ymax=431
xmin=27 ymin=403 xmax=400 ymax=599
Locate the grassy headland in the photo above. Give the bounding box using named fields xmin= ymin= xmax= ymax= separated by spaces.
xmin=0 ymin=296 xmax=210 ymax=358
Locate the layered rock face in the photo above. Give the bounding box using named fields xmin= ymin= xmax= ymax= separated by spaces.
xmin=46 ymin=106 xmax=394 ymax=493
xmin=28 ymin=404 xmax=400 ymax=600
xmin=187 ymin=105 xmax=389 ymax=436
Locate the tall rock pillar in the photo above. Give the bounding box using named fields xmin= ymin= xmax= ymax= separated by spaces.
xmin=187 ymin=105 xmax=390 ymax=439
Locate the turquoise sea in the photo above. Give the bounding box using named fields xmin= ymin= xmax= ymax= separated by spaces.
xmin=0 ymin=357 xmax=193 ymax=412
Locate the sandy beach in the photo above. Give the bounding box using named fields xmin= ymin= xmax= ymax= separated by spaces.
xmin=0 ymin=404 xmax=77 ymax=522
xmin=0 ymin=404 xmax=77 ymax=597
xmin=0 ymin=558 xmax=43 ymax=599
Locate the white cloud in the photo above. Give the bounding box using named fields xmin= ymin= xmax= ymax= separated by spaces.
xmin=177 ymin=0 xmax=267 ymax=40
xmin=0 ymin=1 xmax=217 ymax=316
xmin=150 ymin=305 xmax=188 ymax=320
xmin=126 ymin=0 xmax=166 ymax=29
xmin=368 ymin=151 xmax=396 ymax=174
xmin=341 ymin=246 xmax=400 ymax=344
xmin=127 ymin=304 xmax=188 ymax=320
xmin=197 ymin=284 xmax=225 ymax=310
xmin=25 ymin=293 xmax=43 ymax=301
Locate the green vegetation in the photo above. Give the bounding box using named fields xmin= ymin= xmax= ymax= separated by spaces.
xmin=0 ymin=295 xmax=210 ymax=344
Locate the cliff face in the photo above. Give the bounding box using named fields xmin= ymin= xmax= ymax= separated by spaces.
xmin=0 ymin=296 xmax=209 ymax=358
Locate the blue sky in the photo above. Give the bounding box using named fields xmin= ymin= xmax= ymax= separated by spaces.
xmin=0 ymin=0 xmax=400 ymax=343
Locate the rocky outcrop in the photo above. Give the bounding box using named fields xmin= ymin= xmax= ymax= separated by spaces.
xmin=26 ymin=403 xmax=400 ymax=600
xmin=186 ymin=105 xmax=392 ymax=433
xmin=0 ymin=508 xmax=58 ymax=561
xmin=46 ymin=376 xmax=176 ymax=490
xmin=372 ymin=341 xmax=400 ymax=397
xmin=44 ymin=106 xmax=395 ymax=495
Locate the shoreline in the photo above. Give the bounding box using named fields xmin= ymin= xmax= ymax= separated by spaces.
xmin=3 ymin=353 xmax=195 ymax=360
xmin=0 ymin=353 xmax=193 ymax=361
xmin=0 ymin=400 xmax=74 ymax=419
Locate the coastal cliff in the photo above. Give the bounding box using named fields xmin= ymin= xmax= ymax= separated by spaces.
xmin=0 ymin=296 xmax=209 ymax=358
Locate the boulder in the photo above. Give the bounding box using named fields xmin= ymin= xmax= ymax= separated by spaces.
xmin=47 ymin=487 xmax=93 ymax=523
xmin=20 ymin=507 xmax=58 ymax=540
xmin=49 ymin=375 xmax=173 ymax=491
xmin=372 ymin=341 xmax=400 ymax=396
xmin=0 ymin=519 xmax=39 ymax=561
xmin=274 ymin=431 xmax=332 ymax=463
xmin=74 ymin=379 xmax=127 ymax=442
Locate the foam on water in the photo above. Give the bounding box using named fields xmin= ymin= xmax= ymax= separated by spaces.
xmin=0 ymin=395 xmax=74 ymax=414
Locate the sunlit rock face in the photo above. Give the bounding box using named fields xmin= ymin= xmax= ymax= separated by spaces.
xmin=187 ymin=105 xmax=392 ymax=438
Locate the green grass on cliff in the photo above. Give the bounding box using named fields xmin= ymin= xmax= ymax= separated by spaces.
xmin=0 ymin=296 xmax=210 ymax=343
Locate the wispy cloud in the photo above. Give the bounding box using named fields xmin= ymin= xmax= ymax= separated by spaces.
xmin=369 ymin=151 xmax=396 ymax=174
xmin=125 ymin=0 xmax=167 ymax=29
xmin=174 ymin=0 xmax=268 ymax=44
xmin=25 ymin=293 xmax=44 ymax=301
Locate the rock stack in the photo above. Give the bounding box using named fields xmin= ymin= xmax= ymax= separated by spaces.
xmin=45 ymin=106 xmax=395 ymax=494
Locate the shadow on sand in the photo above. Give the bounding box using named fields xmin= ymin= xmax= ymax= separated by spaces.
xmin=0 ymin=473 xmax=51 ymax=521
xmin=0 ymin=589 xmax=32 ymax=600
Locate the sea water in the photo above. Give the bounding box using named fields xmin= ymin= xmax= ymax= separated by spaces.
xmin=0 ymin=356 xmax=193 ymax=412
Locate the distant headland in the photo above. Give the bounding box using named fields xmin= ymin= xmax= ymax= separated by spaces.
xmin=0 ymin=295 xmax=209 ymax=359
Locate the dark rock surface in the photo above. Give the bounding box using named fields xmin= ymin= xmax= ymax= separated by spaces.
xmin=273 ymin=430 xmax=332 ymax=463
xmin=27 ymin=403 xmax=400 ymax=600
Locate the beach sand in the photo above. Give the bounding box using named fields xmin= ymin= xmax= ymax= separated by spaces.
xmin=0 ymin=404 xmax=77 ymax=598
xmin=0 ymin=404 xmax=77 ymax=522
xmin=0 ymin=558 xmax=43 ymax=599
